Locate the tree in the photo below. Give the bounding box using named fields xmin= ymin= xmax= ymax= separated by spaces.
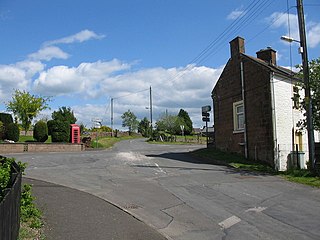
xmin=49 ymin=120 xmax=70 ymax=142
xmin=295 ymin=57 xmax=320 ymax=131
xmin=6 ymin=90 xmax=50 ymax=134
xmin=121 ymin=110 xmax=139 ymax=135
xmin=52 ymin=106 xmax=77 ymax=124
xmin=177 ymin=109 xmax=193 ymax=135
xmin=156 ymin=113 xmax=179 ymax=135
xmin=138 ymin=117 xmax=151 ymax=137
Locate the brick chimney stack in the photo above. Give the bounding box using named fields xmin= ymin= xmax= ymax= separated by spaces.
xmin=230 ymin=36 xmax=245 ymax=59
xmin=256 ymin=47 xmax=277 ymax=65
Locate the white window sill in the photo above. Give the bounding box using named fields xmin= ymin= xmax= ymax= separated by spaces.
xmin=233 ymin=129 xmax=244 ymax=134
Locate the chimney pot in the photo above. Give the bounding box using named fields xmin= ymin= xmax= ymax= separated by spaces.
xmin=256 ymin=47 xmax=277 ymax=65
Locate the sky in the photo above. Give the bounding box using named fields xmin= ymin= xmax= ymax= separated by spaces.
xmin=0 ymin=0 xmax=320 ymax=130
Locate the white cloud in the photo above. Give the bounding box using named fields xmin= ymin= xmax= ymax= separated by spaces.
xmin=267 ymin=12 xmax=299 ymax=40
xmin=28 ymin=46 xmax=69 ymax=61
xmin=44 ymin=29 xmax=105 ymax=46
xmin=32 ymin=60 xmax=223 ymax=128
xmin=227 ymin=9 xmax=246 ymax=20
xmin=267 ymin=12 xmax=320 ymax=48
xmin=0 ymin=64 xmax=30 ymax=101
xmin=307 ymin=22 xmax=320 ymax=48
xmin=33 ymin=59 xmax=132 ymax=97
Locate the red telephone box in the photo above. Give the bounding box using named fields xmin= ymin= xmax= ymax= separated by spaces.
xmin=70 ymin=124 xmax=80 ymax=144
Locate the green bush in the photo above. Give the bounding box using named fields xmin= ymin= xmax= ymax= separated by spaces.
xmin=47 ymin=119 xmax=54 ymax=135
xmin=0 ymin=121 xmax=4 ymax=140
xmin=33 ymin=121 xmax=48 ymax=142
xmin=50 ymin=120 xmax=70 ymax=142
xmin=0 ymin=113 xmax=13 ymax=140
xmin=6 ymin=123 xmax=20 ymax=142
xmin=0 ymin=113 xmax=13 ymax=127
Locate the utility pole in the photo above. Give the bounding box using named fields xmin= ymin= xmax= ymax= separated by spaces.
xmin=111 ymin=98 xmax=114 ymax=137
xmin=149 ymin=86 xmax=153 ymax=134
xmin=296 ymin=0 xmax=316 ymax=169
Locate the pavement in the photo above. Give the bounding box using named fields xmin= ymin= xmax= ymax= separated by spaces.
xmin=23 ymin=177 xmax=167 ymax=240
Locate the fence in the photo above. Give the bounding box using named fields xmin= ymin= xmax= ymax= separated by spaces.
xmin=0 ymin=160 xmax=21 ymax=240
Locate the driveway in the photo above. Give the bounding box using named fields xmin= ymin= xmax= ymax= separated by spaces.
xmin=8 ymin=139 xmax=320 ymax=240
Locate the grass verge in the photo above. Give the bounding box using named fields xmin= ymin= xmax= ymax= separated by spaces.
xmin=192 ymin=147 xmax=320 ymax=187
xmin=19 ymin=135 xmax=52 ymax=143
xmin=91 ymin=135 xmax=143 ymax=149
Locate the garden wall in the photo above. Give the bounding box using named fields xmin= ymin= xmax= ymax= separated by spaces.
xmin=0 ymin=143 xmax=84 ymax=153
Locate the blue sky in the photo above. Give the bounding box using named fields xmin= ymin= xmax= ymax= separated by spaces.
xmin=0 ymin=0 xmax=320 ymax=129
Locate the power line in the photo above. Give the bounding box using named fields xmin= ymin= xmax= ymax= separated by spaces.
xmin=112 ymin=88 xmax=149 ymax=100
xmin=165 ymin=0 xmax=277 ymax=85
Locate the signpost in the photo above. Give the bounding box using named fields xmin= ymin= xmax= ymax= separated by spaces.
xmin=202 ymin=105 xmax=211 ymax=148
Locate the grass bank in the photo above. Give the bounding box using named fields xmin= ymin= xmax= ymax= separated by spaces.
xmin=192 ymin=147 xmax=320 ymax=187
xmin=91 ymin=135 xmax=143 ymax=149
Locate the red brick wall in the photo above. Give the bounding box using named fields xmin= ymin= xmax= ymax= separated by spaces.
xmin=242 ymin=57 xmax=274 ymax=165
xmin=213 ymin=55 xmax=275 ymax=166
xmin=213 ymin=58 xmax=244 ymax=154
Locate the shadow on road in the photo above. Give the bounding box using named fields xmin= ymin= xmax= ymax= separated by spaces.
xmin=145 ymin=150 xmax=274 ymax=177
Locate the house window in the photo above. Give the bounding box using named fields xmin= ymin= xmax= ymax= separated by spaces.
xmin=233 ymin=100 xmax=244 ymax=132
xmin=293 ymin=86 xmax=300 ymax=109
xmin=295 ymin=131 xmax=303 ymax=151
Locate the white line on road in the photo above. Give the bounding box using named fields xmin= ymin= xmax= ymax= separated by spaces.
xmin=154 ymin=163 xmax=166 ymax=174
xmin=219 ymin=215 xmax=241 ymax=229
xmin=245 ymin=206 xmax=267 ymax=213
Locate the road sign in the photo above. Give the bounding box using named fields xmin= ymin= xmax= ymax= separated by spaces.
xmin=202 ymin=112 xmax=210 ymax=117
xmin=202 ymin=105 xmax=211 ymax=113
xmin=202 ymin=117 xmax=210 ymax=122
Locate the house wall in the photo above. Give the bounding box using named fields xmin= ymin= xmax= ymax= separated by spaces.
xmin=241 ymin=58 xmax=275 ymax=166
xmin=272 ymin=76 xmax=309 ymax=170
xmin=213 ymin=57 xmax=276 ymax=166
xmin=213 ymin=59 xmax=245 ymax=154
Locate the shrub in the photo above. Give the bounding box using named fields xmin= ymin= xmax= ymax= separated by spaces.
xmin=6 ymin=123 xmax=20 ymax=142
xmin=0 ymin=121 xmax=4 ymax=140
xmin=0 ymin=113 xmax=13 ymax=140
xmin=50 ymin=120 xmax=70 ymax=142
xmin=0 ymin=113 xmax=13 ymax=127
xmin=33 ymin=121 xmax=48 ymax=142
xmin=47 ymin=119 xmax=54 ymax=135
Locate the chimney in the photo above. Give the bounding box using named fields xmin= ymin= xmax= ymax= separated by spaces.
xmin=256 ymin=47 xmax=277 ymax=65
xmin=230 ymin=36 xmax=245 ymax=59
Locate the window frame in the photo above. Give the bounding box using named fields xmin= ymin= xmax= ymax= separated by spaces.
xmin=233 ymin=100 xmax=244 ymax=133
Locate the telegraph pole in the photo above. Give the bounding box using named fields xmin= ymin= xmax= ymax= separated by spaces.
xmin=296 ymin=0 xmax=316 ymax=169
xmin=149 ymin=86 xmax=153 ymax=134
xmin=111 ymin=98 xmax=114 ymax=137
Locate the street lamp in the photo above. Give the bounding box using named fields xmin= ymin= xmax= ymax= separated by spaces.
xmin=281 ymin=33 xmax=315 ymax=169
xmin=280 ymin=35 xmax=300 ymax=43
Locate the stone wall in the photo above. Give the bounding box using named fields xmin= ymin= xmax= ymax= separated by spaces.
xmin=0 ymin=143 xmax=84 ymax=153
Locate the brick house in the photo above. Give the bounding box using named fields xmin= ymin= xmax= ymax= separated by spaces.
xmin=212 ymin=36 xmax=319 ymax=171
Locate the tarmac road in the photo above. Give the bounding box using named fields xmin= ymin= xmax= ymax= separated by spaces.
xmin=8 ymin=139 xmax=320 ymax=240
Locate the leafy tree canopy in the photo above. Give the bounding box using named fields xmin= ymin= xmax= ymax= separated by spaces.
xmin=138 ymin=117 xmax=151 ymax=137
xmin=6 ymin=90 xmax=50 ymax=133
xmin=156 ymin=113 xmax=179 ymax=135
xmin=296 ymin=57 xmax=320 ymax=131
xmin=52 ymin=106 xmax=77 ymax=124
xmin=177 ymin=109 xmax=193 ymax=135
xmin=121 ymin=110 xmax=139 ymax=135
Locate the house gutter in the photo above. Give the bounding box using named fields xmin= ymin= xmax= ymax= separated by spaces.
xmin=270 ymin=72 xmax=279 ymax=170
xmin=240 ymin=60 xmax=248 ymax=158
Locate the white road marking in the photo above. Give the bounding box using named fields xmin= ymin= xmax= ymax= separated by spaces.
xmin=219 ymin=215 xmax=241 ymax=229
xmin=154 ymin=163 xmax=166 ymax=174
xmin=245 ymin=206 xmax=267 ymax=213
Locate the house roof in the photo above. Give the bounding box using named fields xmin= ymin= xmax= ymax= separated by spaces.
xmin=241 ymin=53 xmax=301 ymax=81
